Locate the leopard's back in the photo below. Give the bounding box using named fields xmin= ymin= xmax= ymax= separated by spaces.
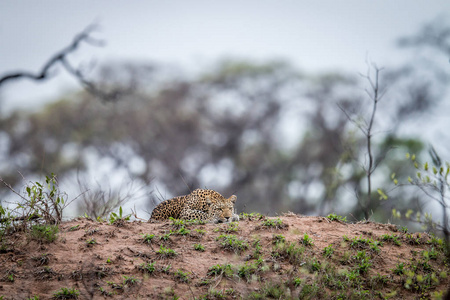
xmin=150 ymin=196 xmax=186 ymax=220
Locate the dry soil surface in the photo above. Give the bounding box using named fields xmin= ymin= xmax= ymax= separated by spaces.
xmin=0 ymin=214 xmax=449 ymax=299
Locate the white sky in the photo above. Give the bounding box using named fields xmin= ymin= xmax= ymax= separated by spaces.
xmin=0 ymin=1 xmax=448 ymax=111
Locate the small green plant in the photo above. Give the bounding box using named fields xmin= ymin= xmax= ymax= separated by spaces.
xmin=239 ymin=212 xmax=264 ymax=221
xmin=356 ymin=258 xmax=372 ymax=274
xmin=174 ymin=269 xmax=189 ymax=283
xmin=405 ymin=233 xmax=422 ymax=245
xmin=69 ymin=225 xmax=79 ymax=231
xmin=298 ymin=283 xmax=320 ymax=299
xmin=98 ymin=287 xmax=112 ymax=297
xmin=30 ymin=224 xmax=59 ymax=243
xmin=106 ymin=257 xmax=112 ymax=264
xmin=323 ymin=244 xmax=334 ymax=258
xmin=223 ymin=222 xmax=239 ymax=233
xmin=271 ymin=241 xmax=304 ymax=265
xmin=238 ymin=259 xmax=265 ymax=282
xmin=194 ymin=243 xmax=205 ymax=252
xmin=326 ymin=213 xmax=347 ymax=222
xmin=309 ymin=259 xmax=321 ymax=272
xmin=369 ymin=273 xmax=390 ymax=288
xmin=347 ymin=236 xmax=382 ymax=253
xmin=400 ymin=226 xmax=409 ymax=233
xmin=352 ymin=250 xmax=373 ymax=274
xmin=170 ymin=217 xmax=186 ymax=228
xmin=160 ymin=232 xmax=172 ymax=241
xmin=252 ymin=239 xmax=263 ymax=259
xmin=85 ymin=238 xmax=97 ymax=247
xmin=261 ymin=218 xmax=286 ymax=229
xmin=261 ymin=282 xmax=288 ymax=298
xmin=340 ymin=250 xmax=352 ymax=265
xmin=162 ymin=264 xmax=172 ymax=274
xmin=142 ymin=233 xmax=155 ymax=244
xmin=156 ymin=245 xmax=177 ymax=258
xmin=107 ymin=281 xmax=123 ymax=290
xmin=380 ymin=234 xmax=401 ymax=246
xmin=207 ymin=263 xmax=234 ymax=278
xmin=393 ymin=262 xmax=405 ymax=275
xmin=175 ymin=226 xmax=190 ymax=236
xmin=194 ymin=228 xmax=206 ymax=235
xmin=293 ymin=277 xmax=302 ymax=287
xmin=52 ymin=287 xmax=80 ymax=299
xmin=272 ymin=234 xmax=286 ymax=244
xmin=216 ymin=234 xmax=248 ymax=254
xmin=123 ymin=275 xmax=140 ymax=285
xmin=138 ymin=262 xmax=156 ymax=274
xmin=300 ymin=233 xmax=314 ymax=246
xmin=109 ymin=206 xmax=130 ymax=225
xmin=6 ymin=273 xmax=14 ymax=282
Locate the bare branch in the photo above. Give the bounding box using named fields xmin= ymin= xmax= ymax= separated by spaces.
xmin=0 ymin=24 xmax=102 ymax=87
xmin=0 ymin=24 xmax=133 ymax=103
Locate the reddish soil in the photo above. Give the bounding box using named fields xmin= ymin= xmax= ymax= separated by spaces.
xmin=0 ymin=214 xmax=449 ymax=299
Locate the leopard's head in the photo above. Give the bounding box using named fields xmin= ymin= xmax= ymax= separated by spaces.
xmin=209 ymin=195 xmax=237 ymax=223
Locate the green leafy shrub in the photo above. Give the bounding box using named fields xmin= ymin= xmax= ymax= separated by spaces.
xmin=30 ymin=224 xmax=59 ymax=243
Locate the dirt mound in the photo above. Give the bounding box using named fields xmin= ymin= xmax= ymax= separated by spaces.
xmin=0 ymin=214 xmax=449 ymax=299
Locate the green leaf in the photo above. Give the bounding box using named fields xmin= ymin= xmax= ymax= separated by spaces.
xmin=405 ymin=209 xmax=413 ymax=218
xmin=424 ymin=162 xmax=428 ymax=171
xmin=391 ymin=173 xmax=396 ymax=180
xmin=411 ymin=154 xmax=416 ymax=161
xmin=377 ymin=189 xmax=388 ymax=200
xmin=392 ymin=209 xmax=401 ymax=219
xmin=432 ymin=167 xmax=437 ymax=175
xmin=406 ymin=153 xmax=410 ymax=159
xmin=408 ymin=177 xmax=413 ymax=183
xmin=394 ymin=179 xmax=398 ymax=185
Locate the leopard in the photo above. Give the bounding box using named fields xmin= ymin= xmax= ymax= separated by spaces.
xmin=150 ymin=189 xmax=239 ymax=223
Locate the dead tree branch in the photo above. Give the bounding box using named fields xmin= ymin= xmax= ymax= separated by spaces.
xmin=0 ymin=24 xmax=132 ymax=102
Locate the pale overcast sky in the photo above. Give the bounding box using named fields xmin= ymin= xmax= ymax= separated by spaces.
xmin=0 ymin=1 xmax=448 ymax=111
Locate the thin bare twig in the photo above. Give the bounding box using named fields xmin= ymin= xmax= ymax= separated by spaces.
xmin=0 ymin=24 xmax=102 ymax=87
xmin=0 ymin=24 xmax=133 ymax=102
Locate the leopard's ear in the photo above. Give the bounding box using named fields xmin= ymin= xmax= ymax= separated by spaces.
xmin=228 ymin=195 xmax=237 ymax=204
xmin=205 ymin=196 xmax=212 ymax=204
